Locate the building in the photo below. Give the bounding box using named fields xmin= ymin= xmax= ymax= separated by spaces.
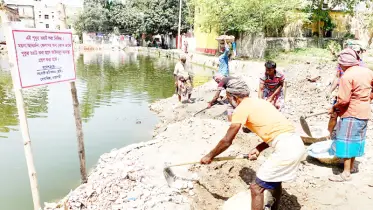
xmin=5 ymin=0 xmax=35 ymax=28
xmin=4 ymin=0 xmax=82 ymax=30
xmin=33 ymin=2 xmax=59 ymax=29
xmin=0 ymin=2 xmax=21 ymax=42
xmin=193 ymin=4 xmax=219 ymax=55
xmin=0 ymin=3 xmax=20 ymax=22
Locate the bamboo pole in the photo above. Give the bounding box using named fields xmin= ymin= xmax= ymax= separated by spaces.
xmin=58 ymin=2 xmax=87 ymax=183
xmin=15 ymin=89 xmax=41 ymax=210
xmin=2 ymin=10 xmax=42 ymax=209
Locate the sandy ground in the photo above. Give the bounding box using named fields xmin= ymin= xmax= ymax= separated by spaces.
xmin=46 ymin=52 xmax=373 ymax=210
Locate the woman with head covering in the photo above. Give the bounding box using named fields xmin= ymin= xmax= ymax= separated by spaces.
xmin=173 ymin=54 xmax=193 ymax=103
xmin=328 ymin=48 xmax=373 ymax=182
xmin=327 ymin=44 xmax=366 ymax=135
xmin=259 ymin=60 xmax=285 ymax=110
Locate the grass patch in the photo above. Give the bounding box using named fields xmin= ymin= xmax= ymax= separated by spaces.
xmin=264 ymin=47 xmax=334 ymax=65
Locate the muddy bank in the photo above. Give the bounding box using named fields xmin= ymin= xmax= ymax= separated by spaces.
xmin=46 ymin=52 xmax=373 ymax=210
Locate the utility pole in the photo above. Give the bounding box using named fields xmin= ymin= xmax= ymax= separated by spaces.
xmin=177 ymin=0 xmax=182 ymax=49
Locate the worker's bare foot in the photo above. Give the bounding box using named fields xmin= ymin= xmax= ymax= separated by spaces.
xmin=329 ymin=173 xmax=351 ymax=182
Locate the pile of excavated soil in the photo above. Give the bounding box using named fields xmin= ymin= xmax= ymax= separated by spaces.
xmin=47 ymin=53 xmax=373 ymax=210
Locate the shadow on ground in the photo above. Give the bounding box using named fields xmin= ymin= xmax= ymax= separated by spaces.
xmin=239 ymin=167 xmax=301 ymax=210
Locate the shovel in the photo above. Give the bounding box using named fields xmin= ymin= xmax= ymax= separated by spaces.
xmin=163 ymin=154 xmax=249 ymax=187
xmin=193 ymin=98 xmax=226 ymax=117
xmin=193 ymin=107 xmax=209 ymax=117
xmin=300 ymin=111 xmax=328 ymax=137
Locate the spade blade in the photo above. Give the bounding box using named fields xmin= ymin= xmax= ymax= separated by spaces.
xmin=300 ymin=116 xmax=313 ymax=137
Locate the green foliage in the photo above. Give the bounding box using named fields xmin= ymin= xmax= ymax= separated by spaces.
xmin=76 ymin=0 xmax=191 ymax=35
xmin=192 ymin=0 xmax=301 ymax=35
xmin=326 ymin=40 xmax=342 ymax=59
xmin=142 ymin=0 xmax=191 ymax=35
xmin=74 ymin=1 xmax=110 ymax=33
xmin=307 ymin=8 xmax=336 ymax=35
xmin=109 ymin=1 xmax=145 ymax=34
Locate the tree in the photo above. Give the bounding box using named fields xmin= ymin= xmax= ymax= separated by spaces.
xmin=109 ymin=1 xmax=145 ymax=34
xmin=142 ymin=0 xmax=191 ymax=35
xmin=74 ymin=2 xmax=110 ymax=33
xmin=192 ymin=0 xmax=301 ymax=36
xmin=75 ymin=0 xmax=192 ymax=36
xmin=304 ymin=0 xmax=369 ymax=47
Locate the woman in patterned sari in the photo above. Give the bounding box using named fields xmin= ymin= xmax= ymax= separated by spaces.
xmin=258 ymin=61 xmax=285 ymax=111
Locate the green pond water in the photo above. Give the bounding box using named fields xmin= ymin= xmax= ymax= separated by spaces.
xmin=0 ymin=51 xmax=212 ymax=210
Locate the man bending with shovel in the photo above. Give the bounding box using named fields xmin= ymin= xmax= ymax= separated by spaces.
xmin=207 ymin=73 xmax=250 ymax=122
xmin=200 ymin=90 xmax=304 ymax=210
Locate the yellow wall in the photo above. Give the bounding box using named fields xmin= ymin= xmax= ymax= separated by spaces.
xmin=194 ymin=26 xmax=219 ymax=51
xmin=306 ymin=11 xmax=350 ymax=38
xmin=193 ymin=5 xmax=219 ymax=54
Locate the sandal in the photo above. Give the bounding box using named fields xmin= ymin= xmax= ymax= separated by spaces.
xmin=329 ymin=173 xmax=352 ymax=182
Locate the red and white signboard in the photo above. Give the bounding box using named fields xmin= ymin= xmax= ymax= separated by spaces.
xmin=7 ymin=28 xmax=76 ymax=89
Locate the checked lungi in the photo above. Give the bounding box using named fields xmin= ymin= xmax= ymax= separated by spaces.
xmin=333 ymin=117 xmax=368 ymax=158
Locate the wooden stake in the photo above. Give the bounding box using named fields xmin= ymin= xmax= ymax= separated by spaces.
xmin=15 ymin=89 xmax=41 ymax=210
xmin=58 ymin=2 xmax=87 ymax=183
xmin=70 ymin=81 xmax=87 ymax=183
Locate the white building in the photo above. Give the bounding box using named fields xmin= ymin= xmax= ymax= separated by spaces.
xmin=4 ymin=0 xmax=82 ymax=30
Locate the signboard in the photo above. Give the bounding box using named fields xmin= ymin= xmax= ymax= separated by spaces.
xmin=8 ymin=28 xmax=76 ymax=89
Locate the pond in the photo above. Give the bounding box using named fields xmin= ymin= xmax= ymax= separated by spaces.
xmin=0 ymin=51 xmax=212 ymax=210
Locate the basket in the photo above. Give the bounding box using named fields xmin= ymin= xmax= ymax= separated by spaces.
xmin=216 ymin=35 xmax=235 ymax=43
xmin=316 ymin=156 xmax=341 ymax=165
xmin=301 ymin=135 xmax=329 ymax=145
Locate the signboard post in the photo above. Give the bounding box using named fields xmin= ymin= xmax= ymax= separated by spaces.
xmin=5 ymin=25 xmax=77 ymax=210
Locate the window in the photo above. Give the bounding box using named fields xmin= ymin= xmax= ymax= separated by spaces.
xmin=52 ymin=15 xmax=54 ymax=19
xmin=46 ymin=24 xmax=49 ymax=28
xmin=45 ymin=15 xmax=49 ymax=19
xmin=39 ymin=15 xmax=41 ymax=18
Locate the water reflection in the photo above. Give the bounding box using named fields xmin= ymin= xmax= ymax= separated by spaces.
xmin=77 ymin=51 xmax=176 ymax=122
xmin=0 ymin=69 xmax=49 ymax=136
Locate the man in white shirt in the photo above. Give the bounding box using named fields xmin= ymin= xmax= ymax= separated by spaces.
xmin=174 ymin=54 xmax=193 ymax=103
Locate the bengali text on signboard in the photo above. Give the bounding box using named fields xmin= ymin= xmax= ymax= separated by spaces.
xmin=11 ymin=30 xmax=76 ymax=88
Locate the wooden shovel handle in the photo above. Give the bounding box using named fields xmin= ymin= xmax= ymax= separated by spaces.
xmin=167 ymin=155 xmax=249 ymax=168
xmin=305 ymin=111 xmax=328 ymax=119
